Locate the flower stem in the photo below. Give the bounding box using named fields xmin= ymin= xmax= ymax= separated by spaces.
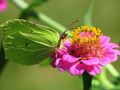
xmin=36 ymin=12 xmax=65 ymax=33
xmin=84 ymin=0 xmax=94 ymax=26
xmin=82 ymin=72 xmax=93 ymax=90
xmin=11 ymin=0 xmax=65 ymax=33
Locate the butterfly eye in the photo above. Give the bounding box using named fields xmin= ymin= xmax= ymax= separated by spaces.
xmin=61 ymin=33 xmax=67 ymax=39
xmin=56 ymin=31 xmax=67 ymax=48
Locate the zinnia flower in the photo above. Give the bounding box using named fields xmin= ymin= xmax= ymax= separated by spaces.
xmin=51 ymin=25 xmax=120 ymax=76
xmin=0 ymin=0 xmax=7 ymax=12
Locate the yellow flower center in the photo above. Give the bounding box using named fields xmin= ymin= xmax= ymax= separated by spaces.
xmin=70 ymin=25 xmax=102 ymax=44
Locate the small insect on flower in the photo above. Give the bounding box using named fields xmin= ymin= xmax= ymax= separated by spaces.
xmin=51 ymin=25 xmax=120 ymax=76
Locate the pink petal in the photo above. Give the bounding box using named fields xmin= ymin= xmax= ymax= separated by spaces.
xmin=69 ymin=63 xmax=84 ymax=75
xmin=62 ymin=54 xmax=80 ymax=63
xmin=115 ymin=50 xmax=120 ymax=55
xmin=81 ymin=57 xmax=99 ymax=65
xmin=64 ymin=40 xmax=73 ymax=52
xmin=0 ymin=0 xmax=7 ymax=12
xmin=55 ymin=58 xmax=61 ymax=66
xmin=107 ymin=43 xmax=119 ymax=48
xmin=57 ymin=49 xmax=67 ymax=58
xmin=85 ymin=65 xmax=93 ymax=72
xmin=56 ymin=59 xmax=72 ymax=71
xmin=106 ymin=54 xmax=117 ymax=62
xmin=105 ymin=48 xmax=116 ymax=54
xmin=104 ymin=48 xmax=118 ymax=62
xmin=86 ymin=65 xmax=102 ymax=76
xmin=99 ymin=57 xmax=110 ymax=65
xmin=100 ymin=35 xmax=110 ymax=47
xmin=64 ymin=40 xmax=71 ymax=48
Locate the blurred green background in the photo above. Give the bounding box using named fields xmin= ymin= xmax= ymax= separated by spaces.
xmin=0 ymin=0 xmax=120 ymax=90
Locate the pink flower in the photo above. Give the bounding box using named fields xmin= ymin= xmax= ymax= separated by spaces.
xmin=51 ymin=25 xmax=120 ymax=76
xmin=0 ymin=0 xmax=7 ymax=12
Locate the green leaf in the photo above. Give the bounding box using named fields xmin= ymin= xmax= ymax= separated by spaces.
xmin=1 ymin=19 xmax=59 ymax=65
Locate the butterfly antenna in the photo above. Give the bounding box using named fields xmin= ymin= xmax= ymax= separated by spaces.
xmin=65 ymin=18 xmax=80 ymax=31
xmin=57 ymin=19 xmax=80 ymax=48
